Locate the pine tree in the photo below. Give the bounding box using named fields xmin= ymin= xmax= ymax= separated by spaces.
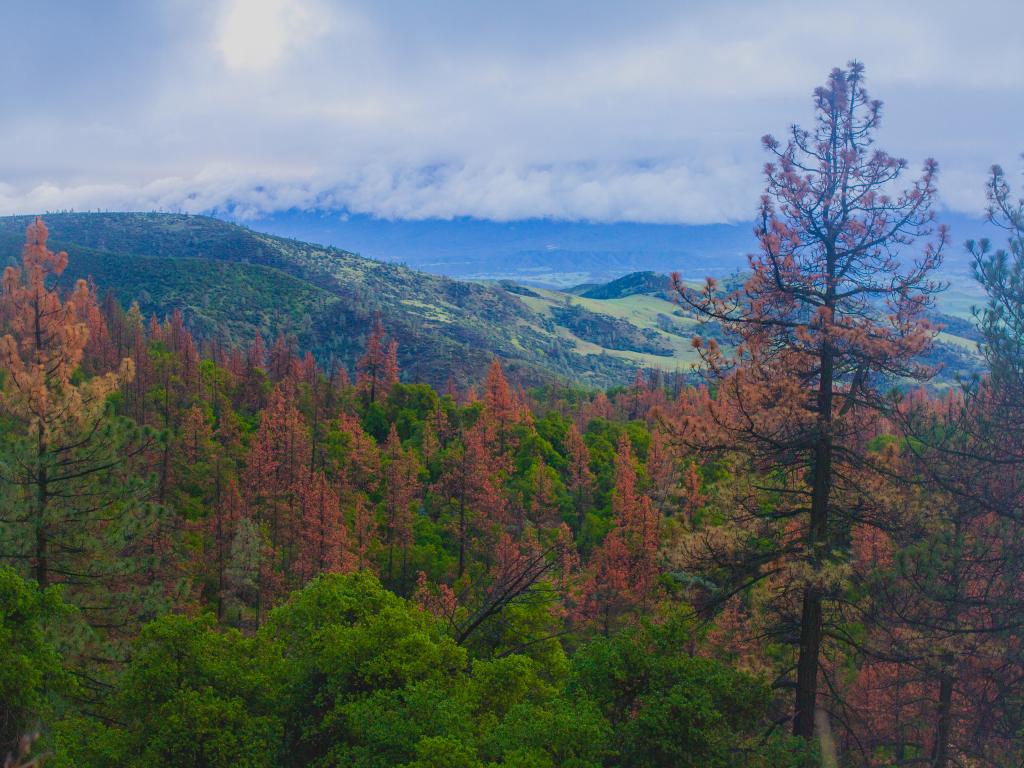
xmin=564 ymin=423 xmax=594 ymax=532
xmin=356 ymin=315 xmax=397 ymax=404
xmin=481 ymin=358 xmax=520 ymax=454
xmin=208 ymin=476 xmax=244 ymax=621
xmin=679 ymin=462 xmax=705 ymax=523
xmin=673 ymin=63 xmax=946 ymax=740
xmin=243 ymin=384 xmax=310 ymax=583
xmin=268 ymin=333 xmax=297 ymax=384
xmin=0 ymin=217 xmax=163 ymax=644
xmin=527 ymin=457 xmax=560 ymax=529
xmin=644 ymin=428 xmax=677 ymax=514
xmin=241 ymin=331 xmax=268 ymax=411
xmin=381 ymin=425 xmax=420 ymax=585
xmin=75 ymin=278 xmax=118 ymax=375
xmin=433 ymin=422 xmax=505 ymax=577
xmin=350 ymin=495 xmax=378 ymax=572
xmin=578 ymin=434 xmax=660 ymax=632
xmin=383 ymin=339 xmax=399 ymax=390
xmin=294 ymin=469 xmax=353 ymax=585
xmin=330 ymin=410 xmax=380 ymax=501
xmin=179 ymin=404 xmax=213 ymax=465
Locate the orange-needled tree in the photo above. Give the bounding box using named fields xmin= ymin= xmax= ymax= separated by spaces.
xmin=0 ymin=218 xmax=163 ymax=649
xmin=672 ymin=62 xmax=946 ymax=740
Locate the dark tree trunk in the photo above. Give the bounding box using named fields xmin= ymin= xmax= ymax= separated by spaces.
xmin=794 ymin=341 xmax=834 ymax=739
xmin=931 ymin=670 xmax=954 ymax=768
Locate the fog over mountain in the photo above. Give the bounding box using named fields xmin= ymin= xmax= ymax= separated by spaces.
xmin=2 ymin=0 xmax=1021 ymax=227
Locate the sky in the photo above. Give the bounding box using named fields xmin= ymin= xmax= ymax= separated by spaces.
xmin=1 ymin=0 xmax=1021 ymax=224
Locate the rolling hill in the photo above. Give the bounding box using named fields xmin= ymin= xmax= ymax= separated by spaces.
xmin=0 ymin=213 xmax=700 ymax=387
xmin=0 ymin=213 xmax=984 ymax=388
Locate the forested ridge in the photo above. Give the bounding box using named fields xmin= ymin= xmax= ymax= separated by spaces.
xmin=3 ymin=64 xmax=1024 ymax=767
xmin=0 ymin=211 xmax=663 ymax=389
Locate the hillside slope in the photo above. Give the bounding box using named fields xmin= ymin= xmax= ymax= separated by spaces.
xmin=0 ymin=214 xmax=696 ymax=387
xmin=0 ymin=213 xmax=981 ymax=387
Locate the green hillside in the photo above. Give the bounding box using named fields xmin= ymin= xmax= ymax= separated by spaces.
xmin=0 ymin=214 xmax=691 ymax=387
xmin=576 ymin=270 xmax=673 ymax=299
xmin=0 ymin=213 xmax=982 ymax=387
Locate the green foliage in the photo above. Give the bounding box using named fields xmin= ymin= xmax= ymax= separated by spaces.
xmin=57 ymin=614 xmax=282 ymax=768
xmin=270 ymin=575 xmax=599 ymax=768
xmin=43 ymin=570 xmax=795 ymax=768
xmin=570 ymin=625 xmax=807 ymax=768
xmin=265 ymin=573 xmax=467 ymax=767
xmin=361 ymin=401 xmax=391 ymax=442
xmin=485 ymin=697 xmax=610 ymax=767
xmin=385 ymin=385 xmax=441 ymax=438
xmin=0 ymin=567 xmax=69 ymax=755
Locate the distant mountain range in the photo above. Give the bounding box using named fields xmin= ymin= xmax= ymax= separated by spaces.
xmin=0 ymin=212 xmax=988 ymax=388
xmin=242 ymin=209 xmax=997 ymax=286
xmin=240 ymin=212 xmax=755 ymax=285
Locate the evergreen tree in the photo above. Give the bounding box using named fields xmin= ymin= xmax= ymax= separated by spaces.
xmin=673 ymin=62 xmax=945 ymax=740
xmin=0 ymin=218 xmax=165 ymax=651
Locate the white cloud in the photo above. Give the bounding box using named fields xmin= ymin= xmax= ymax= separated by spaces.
xmin=0 ymin=159 xmax=758 ymax=224
xmin=1 ymin=0 xmax=1021 ymax=223
xmin=216 ymin=0 xmax=325 ymax=72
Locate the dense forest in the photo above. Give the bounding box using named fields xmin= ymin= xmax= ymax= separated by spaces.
xmin=3 ymin=64 xmax=1024 ymax=767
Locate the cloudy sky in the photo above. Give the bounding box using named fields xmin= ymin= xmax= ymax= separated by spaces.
xmin=1 ymin=0 xmax=1021 ymax=223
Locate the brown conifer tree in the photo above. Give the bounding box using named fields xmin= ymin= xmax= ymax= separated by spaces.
xmin=564 ymin=423 xmax=594 ymax=532
xmin=673 ymin=62 xmax=945 ymax=739
xmin=381 ymin=424 xmax=420 ymax=585
xmin=0 ymin=218 xmax=161 ymax=645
